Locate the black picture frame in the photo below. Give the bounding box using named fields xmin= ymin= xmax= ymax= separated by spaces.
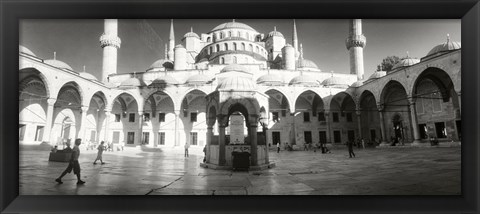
xmin=1 ymin=0 xmax=479 ymax=213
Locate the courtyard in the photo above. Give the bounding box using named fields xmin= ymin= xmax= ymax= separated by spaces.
xmin=19 ymin=145 xmax=461 ymax=195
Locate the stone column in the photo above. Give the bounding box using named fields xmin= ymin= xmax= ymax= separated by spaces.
xmin=218 ymin=125 xmax=226 ymax=166
xmin=174 ymin=110 xmax=180 ymax=146
xmin=289 ymin=113 xmax=296 ymax=145
xmin=378 ymin=105 xmax=388 ymax=145
xmin=206 ymin=126 xmax=213 ymax=163
xmin=43 ymin=98 xmax=56 ymax=143
xmin=262 ymin=125 xmax=269 ymax=164
xmin=137 ymin=111 xmax=144 ymax=145
xmin=78 ymin=106 xmax=89 ymax=140
xmin=408 ymin=99 xmax=422 ymax=145
xmin=356 ymin=110 xmax=362 ymax=139
xmin=250 ymin=125 xmax=258 ymax=166
xmin=325 ymin=111 xmax=332 ymax=143
xmin=103 ymin=109 xmax=111 ymax=142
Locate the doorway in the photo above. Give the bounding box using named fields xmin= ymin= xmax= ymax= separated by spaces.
xmin=392 ymin=114 xmax=404 ymax=140
xmin=272 ymin=131 xmax=281 ymax=145
xmin=318 ymin=131 xmax=327 ymax=144
xmin=304 ymin=131 xmax=312 ymax=144
xmin=142 ymin=132 xmax=150 ymax=145
xmin=127 ymin=132 xmax=135 ymax=144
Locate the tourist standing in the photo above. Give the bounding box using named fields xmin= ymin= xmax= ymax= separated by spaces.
xmin=276 ymin=142 xmax=280 ymax=153
xmin=184 ymin=143 xmax=190 ymax=157
xmin=347 ymin=141 xmax=355 ymax=158
xmin=361 ymin=138 xmax=365 ymax=149
xmin=93 ymin=141 xmax=105 ymax=164
xmin=55 ymin=138 xmax=85 ymax=185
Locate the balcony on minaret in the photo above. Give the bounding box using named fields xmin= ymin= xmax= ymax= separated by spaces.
xmin=345 ymin=35 xmax=366 ymax=50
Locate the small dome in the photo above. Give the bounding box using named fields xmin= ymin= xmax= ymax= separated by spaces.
xmin=19 ymin=45 xmax=36 ymax=56
xmin=321 ymin=76 xmax=347 ymax=86
xmin=149 ymin=59 xmax=173 ymax=70
xmin=368 ymin=70 xmax=387 ymax=79
xmin=185 ymin=74 xmax=213 ymax=85
xmin=257 ymin=73 xmax=284 ymax=85
xmin=392 ymin=57 xmax=420 ymax=70
xmin=45 ymin=59 xmax=73 ymax=71
xmin=216 ymin=76 xmax=255 ymax=91
xmin=297 ymin=59 xmax=319 ymax=69
xmin=120 ymin=77 xmax=146 ymax=87
xmin=151 ymin=75 xmax=179 ymax=85
xmin=289 ymin=75 xmax=320 ymax=86
xmin=350 ymin=81 xmax=364 ymax=88
xmin=184 ymin=31 xmax=200 ymax=39
xmin=211 ymin=22 xmax=256 ymax=32
xmin=220 ymin=64 xmax=251 ymax=74
xmin=175 ymin=44 xmax=185 ymax=49
xmin=427 ymin=39 xmax=461 ymax=56
xmin=78 ymin=72 xmax=97 ymax=81
xmin=267 ymin=30 xmax=284 ymax=38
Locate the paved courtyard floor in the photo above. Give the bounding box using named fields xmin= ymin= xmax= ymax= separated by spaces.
xmin=20 ymin=146 xmax=461 ymax=195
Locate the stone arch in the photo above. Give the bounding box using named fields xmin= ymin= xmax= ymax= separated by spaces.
xmin=19 ymin=68 xmax=52 ymax=98
xmin=264 ymin=88 xmax=292 ymax=113
xmin=55 ymin=81 xmax=83 ymax=109
xmin=295 ymin=89 xmax=325 ymax=115
xmin=380 ymin=80 xmax=412 ymax=142
xmin=111 ymin=92 xmax=140 ymax=114
xmin=380 ymin=80 xmax=408 ymax=106
xmin=85 ymin=91 xmax=108 ymax=110
xmin=330 ymin=92 xmax=356 ymax=112
xmin=411 ymin=67 xmax=456 ymax=104
xmin=359 ymin=90 xmax=380 ymax=142
xmin=219 ymin=98 xmax=260 ymax=126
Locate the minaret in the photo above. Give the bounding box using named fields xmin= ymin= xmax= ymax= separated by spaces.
xmin=168 ymin=19 xmax=175 ymax=61
xmin=346 ymin=19 xmax=366 ymax=80
xmin=99 ymin=19 xmax=121 ymax=83
xmin=293 ymin=19 xmax=299 ymax=58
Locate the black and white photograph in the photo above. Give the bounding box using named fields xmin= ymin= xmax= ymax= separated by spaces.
xmin=18 ymin=19 xmax=461 ymax=195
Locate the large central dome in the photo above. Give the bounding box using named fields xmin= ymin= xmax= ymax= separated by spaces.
xmin=210 ymin=22 xmax=256 ymax=32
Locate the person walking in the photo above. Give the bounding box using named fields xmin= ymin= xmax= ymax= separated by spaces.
xmin=276 ymin=142 xmax=280 ymax=153
xmin=361 ymin=138 xmax=365 ymax=149
xmin=347 ymin=140 xmax=355 ymax=158
xmin=93 ymin=141 xmax=105 ymax=164
xmin=184 ymin=143 xmax=190 ymax=157
xmin=55 ymin=138 xmax=85 ymax=185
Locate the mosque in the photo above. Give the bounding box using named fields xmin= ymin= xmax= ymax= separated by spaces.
xmin=19 ymin=19 xmax=461 ymax=169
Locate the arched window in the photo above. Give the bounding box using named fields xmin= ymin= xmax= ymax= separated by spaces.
xmin=216 ymin=44 xmax=220 ymax=52
xmin=220 ymin=32 xmax=224 ymax=39
xmin=224 ymin=43 xmax=228 ymax=51
xmin=220 ymin=57 xmax=225 ymax=64
xmin=209 ymin=46 xmax=213 ymax=54
xmin=249 ymin=44 xmax=253 ymax=51
xmin=213 ymin=34 xmax=217 ymax=42
xmin=207 ymin=37 xmax=211 ymax=42
xmin=237 ymin=31 xmax=241 ymax=37
xmin=233 ymin=43 xmax=237 ymax=50
xmin=241 ymin=43 xmax=246 ymax=50
xmin=233 ymin=56 xmax=237 ymax=64
xmin=229 ymin=31 xmax=232 ymax=37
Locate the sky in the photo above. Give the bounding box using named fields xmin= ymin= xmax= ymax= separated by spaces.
xmin=20 ymin=19 xmax=460 ymax=80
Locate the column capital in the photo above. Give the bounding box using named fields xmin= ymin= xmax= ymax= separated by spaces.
xmin=407 ymin=98 xmax=416 ymax=106
xmin=376 ymin=103 xmax=384 ymax=111
xmin=46 ymin=98 xmax=57 ymax=105
xmin=138 ymin=111 xmax=144 ymax=116
xmin=81 ymin=106 xmax=89 ymax=112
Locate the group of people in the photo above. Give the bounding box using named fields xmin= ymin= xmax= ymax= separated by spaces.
xmin=85 ymin=140 xmax=124 ymax=152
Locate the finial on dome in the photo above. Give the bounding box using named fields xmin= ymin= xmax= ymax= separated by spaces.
xmin=406 ymin=51 xmax=409 ymax=58
xmin=190 ymin=27 xmax=193 ymax=33
xmin=232 ymin=19 xmax=235 ymax=23
xmin=447 ymin=33 xmax=450 ymax=42
xmin=53 ymin=51 xmax=56 ymax=60
xmin=331 ymin=70 xmax=334 ymax=77
xmin=274 ymin=26 xmax=277 ymax=32
xmin=83 ymin=65 xmax=86 ymax=72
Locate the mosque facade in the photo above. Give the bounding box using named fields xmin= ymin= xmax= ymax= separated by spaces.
xmin=19 ymin=19 xmax=461 ymax=167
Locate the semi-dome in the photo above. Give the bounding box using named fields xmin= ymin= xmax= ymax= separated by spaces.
xmin=151 ymin=75 xmax=179 ymax=85
xmin=297 ymin=59 xmax=319 ymax=69
xmin=78 ymin=72 xmax=97 ymax=81
xmin=289 ymin=75 xmax=320 ymax=86
xmin=185 ymin=74 xmax=213 ymax=85
xmin=19 ymin=45 xmax=36 ymax=56
xmin=183 ymin=31 xmax=200 ymax=39
xmin=149 ymin=59 xmax=173 ymax=70
xmin=350 ymin=81 xmax=364 ymax=88
xmin=120 ymin=77 xmax=146 ymax=87
xmin=257 ymin=73 xmax=284 ymax=85
xmin=211 ymin=22 xmax=256 ymax=32
xmin=321 ymin=76 xmax=347 ymax=86
xmin=216 ymin=76 xmax=255 ymax=91
xmin=392 ymin=57 xmax=420 ymax=70
xmin=426 ymin=38 xmax=461 ymax=57
xmin=368 ymin=70 xmax=387 ymax=79
xmin=220 ymin=64 xmax=251 ymax=74
xmin=45 ymin=59 xmax=73 ymax=71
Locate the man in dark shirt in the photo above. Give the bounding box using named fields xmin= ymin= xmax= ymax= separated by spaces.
xmin=347 ymin=141 xmax=355 ymax=158
xmin=55 ymin=138 xmax=85 ymax=185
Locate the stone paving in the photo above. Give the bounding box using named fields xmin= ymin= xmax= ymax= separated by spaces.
xmin=19 ymin=145 xmax=461 ymax=195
